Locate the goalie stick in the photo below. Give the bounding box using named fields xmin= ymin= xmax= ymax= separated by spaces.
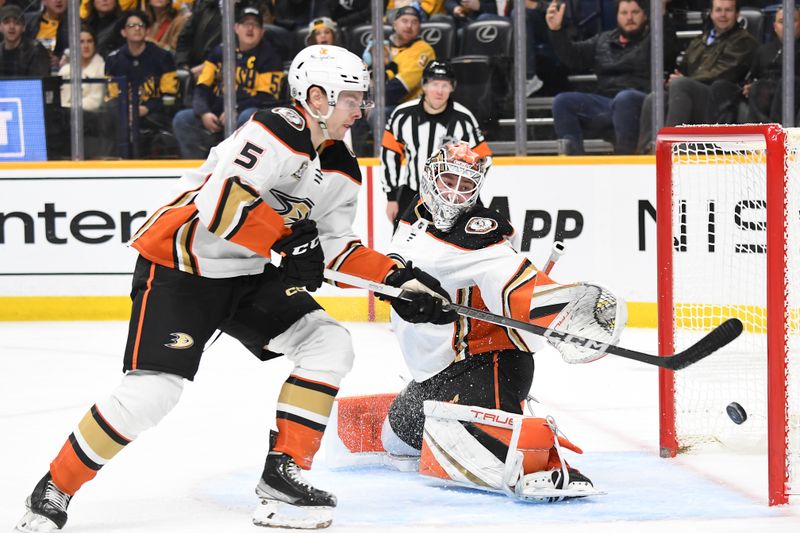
xmin=324 ymin=269 xmax=743 ymax=371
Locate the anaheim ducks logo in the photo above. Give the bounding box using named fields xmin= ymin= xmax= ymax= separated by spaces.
xmin=270 ymin=189 xmax=315 ymax=224
xmin=164 ymin=332 xmax=194 ymax=350
xmin=465 ymin=217 xmax=498 ymax=235
xmin=271 ymin=107 xmax=305 ymax=131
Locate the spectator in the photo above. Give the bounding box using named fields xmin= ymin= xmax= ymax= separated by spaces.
xmin=145 ymin=0 xmax=189 ymax=53
xmin=272 ymin=0 xmax=325 ymax=30
xmin=59 ymin=27 xmax=105 ymax=112
xmin=739 ymin=6 xmax=800 ymax=124
xmin=637 ymin=0 xmax=756 ymax=152
xmin=83 ymin=0 xmax=125 ymax=58
xmin=546 ymin=0 xmax=671 ymax=154
xmin=325 ymin=0 xmax=370 ymax=29
xmin=381 ymin=5 xmax=436 ymax=107
xmin=381 ymin=60 xmax=491 ymax=224
xmin=0 ymin=4 xmax=50 ymax=77
xmin=386 ymin=0 xmax=445 ymax=20
xmin=106 ymin=10 xmax=179 ymax=156
xmin=24 ymin=0 xmax=68 ymax=71
xmin=174 ymin=0 xmax=220 ymax=76
xmin=354 ymin=4 xmax=435 ymax=154
xmin=58 ymin=27 xmax=115 ymax=158
xmin=305 ymin=16 xmax=338 ymax=45
xmin=445 ymin=0 xmax=499 ymax=25
xmin=79 ymin=0 xmax=137 ymax=19
xmin=172 ymin=5 xmax=284 ymax=159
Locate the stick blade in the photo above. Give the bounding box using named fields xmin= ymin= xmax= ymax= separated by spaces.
xmin=667 ymin=318 xmax=744 ymax=371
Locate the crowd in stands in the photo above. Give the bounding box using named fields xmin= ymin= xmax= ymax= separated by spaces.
xmin=0 ymin=0 xmax=795 ymax=159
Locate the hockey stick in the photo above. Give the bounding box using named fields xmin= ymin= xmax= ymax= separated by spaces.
xmin=324 ymin=269 xmax=743 ymax=371
xmin=542 ymin=241 xmax=566 ymax=275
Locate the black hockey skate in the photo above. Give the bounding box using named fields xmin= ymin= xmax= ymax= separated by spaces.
xmin=16 ymin=472 xmax=72 ymax=532
xmin=253 ymin=452 xmax=336 ymax=529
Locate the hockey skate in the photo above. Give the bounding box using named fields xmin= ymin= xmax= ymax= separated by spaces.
xmin=15 ymin=472 xmax=71 ymax=533
xmin=253 ymin=452 xmax=336 ymax=529
xmin=516 ymin=467 xmax=604 ymax=502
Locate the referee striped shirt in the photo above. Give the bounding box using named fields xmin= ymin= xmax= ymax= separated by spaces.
xmin=381 ymin=98 xmax=492 ymax=202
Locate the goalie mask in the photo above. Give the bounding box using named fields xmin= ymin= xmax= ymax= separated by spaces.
xmin=420 ymin=141 xmax=488 ymax=231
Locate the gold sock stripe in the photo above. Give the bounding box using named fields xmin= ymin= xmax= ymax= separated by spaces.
xmin=77 ymin=407 xmax=128 ymax=461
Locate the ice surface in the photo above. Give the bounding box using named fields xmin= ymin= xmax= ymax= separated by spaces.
xmin=1 ymin=321 xmax=798 ymax=532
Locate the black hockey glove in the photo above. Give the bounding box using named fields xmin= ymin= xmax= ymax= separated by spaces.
xmin=383 ymin=262 xmax=457 ymax=325
xmin=273 ymin=219 xmax=324 ymax=291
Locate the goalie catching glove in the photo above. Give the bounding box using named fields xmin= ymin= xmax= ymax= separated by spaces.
xmin=383 ymin=262 xmax=457 ymax=325
xmin=273 ymin=219 xmax=325 ymax=291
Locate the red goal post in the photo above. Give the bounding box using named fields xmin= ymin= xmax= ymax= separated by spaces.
xmin=656 ymin=124 xmax=798 ymax=506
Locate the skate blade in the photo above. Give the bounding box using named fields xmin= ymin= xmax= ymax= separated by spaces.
xmin=253 ymin=499 xmax=333 ymax=529
xmin=15 ymin=510 xmax=59 ymax=533
xmin=517 ymin=485 xmax=606 ymax=502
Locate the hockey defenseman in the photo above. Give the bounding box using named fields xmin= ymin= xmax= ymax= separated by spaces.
xmin=15 ymin=45 xmax=456 ymax=532
xmin=371 ymin=141 xmax=624 ymax=500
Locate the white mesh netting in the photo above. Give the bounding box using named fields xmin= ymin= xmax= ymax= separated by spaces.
xmin=668 ymin=130 xmax=800 ymax=496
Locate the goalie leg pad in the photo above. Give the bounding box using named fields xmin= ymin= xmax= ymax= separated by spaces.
xmin=334 ymin=393 xmax=397 ymax=453
xmin=420 ymin=401 xmax=600 ymax=501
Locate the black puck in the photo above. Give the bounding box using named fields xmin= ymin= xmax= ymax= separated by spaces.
xmin=726 ymin=402 xmax=747 ymax=425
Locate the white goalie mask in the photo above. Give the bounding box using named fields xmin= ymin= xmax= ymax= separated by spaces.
xmin=288 ymin=45 xmax=374 ymax=122
xmin=420 ymin=141 xmax=488 ymax=231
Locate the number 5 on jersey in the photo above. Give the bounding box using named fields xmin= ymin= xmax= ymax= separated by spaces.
xmin=234 ymin=141 xmax=265 ymax=170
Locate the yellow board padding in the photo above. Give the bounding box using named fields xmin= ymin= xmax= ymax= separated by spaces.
xmin=0 ymin=296 xmax=393 ymax=322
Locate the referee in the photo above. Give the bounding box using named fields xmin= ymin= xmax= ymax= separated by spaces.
xmin=381 ymin=60 xmax=492 ymax=224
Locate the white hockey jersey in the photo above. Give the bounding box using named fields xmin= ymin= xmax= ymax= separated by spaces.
xmin=130 ymin=105 xmax=395 ymax=282
xmin=389 ymin=203 xmax=549 ymax=382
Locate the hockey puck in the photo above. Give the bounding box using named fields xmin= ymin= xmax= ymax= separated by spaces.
xmin=726 ymin=402 xmax=748 ymax=425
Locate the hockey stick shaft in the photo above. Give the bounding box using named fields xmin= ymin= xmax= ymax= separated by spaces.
xmin=324 ymin=269 xmax=743 ymax=371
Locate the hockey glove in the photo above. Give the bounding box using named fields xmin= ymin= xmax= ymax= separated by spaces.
xmin=273 ymin=219 xmax=324 ymax=291
xmin=384 ymin=262 xmax=457 ymax=325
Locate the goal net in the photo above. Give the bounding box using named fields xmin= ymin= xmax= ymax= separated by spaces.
xmin=656 ymin=124 xmax=800 ymax=506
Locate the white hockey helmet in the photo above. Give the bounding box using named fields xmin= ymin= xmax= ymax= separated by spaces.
xmin=288 ymin=45 xmax=372 ymax=120
xmin=420 ymin=141 xmax=488 ymax=231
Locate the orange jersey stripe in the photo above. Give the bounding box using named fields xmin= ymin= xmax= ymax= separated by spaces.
xmin=132 ymin=204 xmax=198 ymax=269
xmin=227 ymin=201 xmax=289 ymax=256
xmin=329 ymin=242 xmax=396 ymax=285
xmin=458 ymin=288 xmax=517 ymax=356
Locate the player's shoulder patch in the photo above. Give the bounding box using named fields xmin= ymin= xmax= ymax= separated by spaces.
xmin=252 ymin=107 xmax=314 ymax=158
xmin=271 ymin=107 xmax=306 ymax=131
xmin=464 ymin=216 xmax=498 ymax=235
xmin=319 ymin=141 xmax=362 ymax=184
xmin=431 ymin=206 xmax=513 ymax=250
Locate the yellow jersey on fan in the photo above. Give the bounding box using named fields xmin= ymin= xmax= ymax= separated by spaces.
xmin=386 ymin=38 xmax=435 ymax=104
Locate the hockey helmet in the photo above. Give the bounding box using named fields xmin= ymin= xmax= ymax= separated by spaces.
xmin=422 ymin=60 xmax=456 ymax=88
xmin=288 ymin=45 xmax=373 ymax=119
xmin=420 ymin=141 xmax=487 ymax=231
